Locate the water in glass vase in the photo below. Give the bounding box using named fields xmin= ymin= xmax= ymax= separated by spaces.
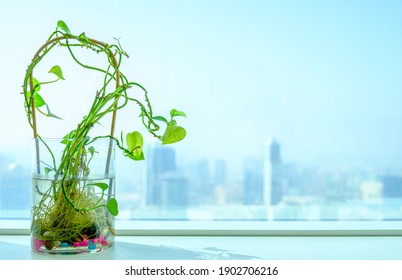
xmin=31 ymin=176 xmax=116 ymax=255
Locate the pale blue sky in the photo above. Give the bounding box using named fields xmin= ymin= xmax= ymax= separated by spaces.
xmin=1 ymin=0 xmax=402 ymax=173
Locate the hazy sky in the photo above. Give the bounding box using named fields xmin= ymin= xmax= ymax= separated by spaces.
xmin=1 ymin=0 xmax=402 ymax=173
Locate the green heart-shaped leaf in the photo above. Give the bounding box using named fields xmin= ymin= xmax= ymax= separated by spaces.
xmin=57 ymin=20 xmax=71 ymax=34
xmin=88 ymin=146 xmax=95 ymax=156
xmin=152 ymin=116 xmax=169 ymax=124
xmin=49 ymin=65 xmax=65 ymax=80
xmin=44 ymin=167 xmax=53 ymax=175
xmin=162 ymin=125 xmax=186 ymax=145
xmin=107 ymin=198 xmax=119 ymax=216
xmin=126 ymin=131 xmax=144 ymax=160
xmin=87 ymin=182 xmax=108 ymax=191
xmin=170 ymin=109 xmax=187 ymax=118
xmin=34 ymin=93 xmax=46 ymax=108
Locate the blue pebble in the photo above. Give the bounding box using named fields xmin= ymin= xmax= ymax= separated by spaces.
xmin=88 ymin=244 xmax=96 ymax=250
xmin=60 ymin=242 xmax=69 ymax=247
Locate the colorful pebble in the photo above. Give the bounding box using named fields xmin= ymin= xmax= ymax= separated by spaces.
xmin=33 ymin=239 xmax=44 ymax=251
xmin=88 ymin=244 xmax=96 ymax=250
xmin=60 ymin=242 xmax=69 ymax=247
xmin=81 ymin=239 xmax=89 ymax=246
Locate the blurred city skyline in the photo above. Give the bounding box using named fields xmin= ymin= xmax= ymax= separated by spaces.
xmin=2 ymin=139 xmax=402 ymax=221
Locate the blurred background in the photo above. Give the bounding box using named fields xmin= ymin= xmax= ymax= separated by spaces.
xmin=1 ymin=0 xmax=402 ymax=221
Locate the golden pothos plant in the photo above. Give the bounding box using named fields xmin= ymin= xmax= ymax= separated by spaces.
xmin=23 ymin=20 xmax=186 ymax=244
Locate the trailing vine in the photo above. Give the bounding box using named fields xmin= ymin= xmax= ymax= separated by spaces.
xmin=23 ymin=21 xmax=186 ymax=243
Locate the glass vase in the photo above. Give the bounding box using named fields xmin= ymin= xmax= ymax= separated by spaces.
xmin=31 ymin=138 xmax=116 ymax=255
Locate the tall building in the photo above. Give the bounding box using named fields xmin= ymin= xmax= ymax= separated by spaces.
xmin=159 ymin=172 xmax=189 ymax=209
xmin=196 ymin=159 xmax=212 ymax=197
xmin=146 ymin=145 xmax=177 ymax=206
xmin=213 ymin=159 xmax=227 ymax=186
xmin=263 ymin=138 xmax=283 ymax=206
xmin=243 ymin=156 xmax=263 ymax=205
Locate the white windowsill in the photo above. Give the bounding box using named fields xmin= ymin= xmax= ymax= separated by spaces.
xmin=1 ymin=220 xmax=402 ymax=260
xmin=1 ymin=235 xmax=402 ymax=260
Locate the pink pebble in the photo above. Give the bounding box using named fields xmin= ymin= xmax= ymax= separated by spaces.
xmin=80 ymin=239 xmax=89 ymax=246
xmin=33 ymin=239 xmax=44 ymax=250
xmin=92 ymin=238 xmax=99 ymax=244
xmin=100 ymin=235 xmax=105 ymax=241
xmin=73 ymin=242 xmax=80 ymax=247
xmin=101 ymin=240 xmax=108 ymax=246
